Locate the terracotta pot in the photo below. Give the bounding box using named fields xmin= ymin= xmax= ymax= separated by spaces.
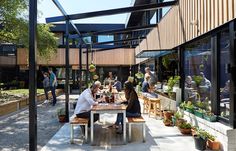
xmin=58 ymin=115 xmax=66 ymax=123
xmin=207 ymin=139 xmax=220 ymax=150
xmin=163 ymin=121 xmax=172 ymax=126
xmin=178 ymin=128 xmax=191 ymax=135
xmin=164 ymin=111 xmax=174 ymax=120
xmin=191 ymin=128 xmax=197 ymax=136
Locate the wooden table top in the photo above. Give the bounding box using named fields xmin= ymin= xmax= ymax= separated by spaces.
xmin=92 ymin=103 xmax=126 ymax=111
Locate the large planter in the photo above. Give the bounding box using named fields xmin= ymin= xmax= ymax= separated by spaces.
xmin=163 ymin=120 xmax=172 ymax=126
xmin=194 ymin=110 xmax=204 ymax=118
xmin=194 ymin=136 xmax=206 ymax=151
xmin=178 ymin=128 xmax=191 ymax=135
xmin=203 ymin=114 xmax=217 ymax=122
xmin=207 ymin=139 xmax=220 ymax=150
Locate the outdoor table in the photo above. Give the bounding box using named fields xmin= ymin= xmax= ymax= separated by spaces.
xmin=90 ymin=103 xmax=127 ymax=145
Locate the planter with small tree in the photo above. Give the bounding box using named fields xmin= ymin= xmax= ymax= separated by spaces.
xmin=203 ymin=111 xmax=217 ymax=122
xmin=57 ymin=108 xmax=66 ymax=123
xmin=163 ymin=118 xmax=172 ymax=126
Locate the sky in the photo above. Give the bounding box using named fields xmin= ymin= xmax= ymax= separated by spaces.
xmin=38 ymin=0 xmax=133 ymax=24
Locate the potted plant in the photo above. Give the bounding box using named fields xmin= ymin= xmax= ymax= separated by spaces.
xmin=163 ymin=118 xmax=172 ymax=126
xmin=191 ymin=126 xmax=198 ymax=136
xmin=57 ymin=108 xmax=66 ymax=123
xmin=89 ymin=64 xmax=96 ymax=72
xmin=179 ymin=101 xmax=187 ymax=110
xmin=178 ymin=122 xmax=192 ymax=135
xmin=203 ymin=111 xmax=217 ymax=122
xmin=193 ymin=129 xmax=208 ymax=150
xmin=172 ymin=111 xmax=184 ymax=126
xmin=207 ymin=133 xmax=221 ymax=150
xmin=167 ymin=76 xmax=180 ymax=99
xmin=163 ymin=102 xmax=174 ymax=120
xmin=185 ymin=101 xmax=194 ymax=113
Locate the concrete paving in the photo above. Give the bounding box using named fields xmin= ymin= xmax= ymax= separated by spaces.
xmin=41 ymin=99 xmax=198 ymax=151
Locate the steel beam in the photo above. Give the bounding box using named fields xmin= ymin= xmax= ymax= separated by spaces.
xmin=84 ymin=44 xmax=138 ymax=53
xmin=51 ymin=0 xmax=84 ymax=42
xmin=29 ymin=0 xmax=37 ymax=150
xmin=93 ymin=36 xmax=145 ymax=45
xmin=46 ymin=1 xmax=178 ymax=23
xmin=81 ymin=24 xmax=157 ymax=37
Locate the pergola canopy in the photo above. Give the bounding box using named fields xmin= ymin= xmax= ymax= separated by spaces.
xmin=136 ymin=49 xmax=175 ymax=58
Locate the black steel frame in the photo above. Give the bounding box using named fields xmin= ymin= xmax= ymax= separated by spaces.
xmin=29 ymin=0 xmax=37 ymax=150
xmin=46 ymin=1 xmax=178 ymax=23
xmin=229 ymin=20 xmax=236 ymax=128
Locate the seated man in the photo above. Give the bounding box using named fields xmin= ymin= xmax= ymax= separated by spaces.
xmin=74 ymin=81 xmax=102 ymax=132
xmin=142 ymin=75 xmax=158 ymax=98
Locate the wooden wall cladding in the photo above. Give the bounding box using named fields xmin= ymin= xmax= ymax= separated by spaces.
xmin=135 ymin=0 xmax=236 ymax=63
xmin=17 ymin=48 xmax=135 ymax=66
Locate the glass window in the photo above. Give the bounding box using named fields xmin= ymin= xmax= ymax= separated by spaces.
xmin=219 ymin=31 xmax=230 ymax=119
xmin=98 ymin=35 xmax=114 ymax=44
xmin=184 ymin=37 xmax=212 ymax=110
xmin=83 ymin=37 xmax=92 ymax=44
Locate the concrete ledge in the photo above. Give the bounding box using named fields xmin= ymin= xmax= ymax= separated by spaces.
xmin=182 ymin=110 xmax=234 ymax=151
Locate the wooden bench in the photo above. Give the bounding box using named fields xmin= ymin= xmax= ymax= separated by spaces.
xmin=127 ymin=116 xmax=146 ymax=142
xmin=70 ymin=117 xmax=89 ymax=143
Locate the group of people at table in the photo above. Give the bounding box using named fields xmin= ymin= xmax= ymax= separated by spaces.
xmin=73 ymin=67 xmax=158 ymax=134
xmin=74 ymin=80 xmax=141 ymax=134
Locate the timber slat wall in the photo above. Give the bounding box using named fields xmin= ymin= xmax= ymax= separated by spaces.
xmin=136 ymin=0 xmax=236 ymax=63
xmin=17 ymin=48 xmax=135 ymax=67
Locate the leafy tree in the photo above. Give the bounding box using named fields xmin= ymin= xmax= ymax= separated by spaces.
xmin=0 ymin=0 xmax=58 ymax=60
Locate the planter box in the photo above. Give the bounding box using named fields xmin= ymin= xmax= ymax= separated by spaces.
xmin=194 ymin=110 xmax=204 ymax=118
xmin=203 ymin=114 xmax=217 ymax=122
xmin=185 ymin=108 xmax=194 ymax=113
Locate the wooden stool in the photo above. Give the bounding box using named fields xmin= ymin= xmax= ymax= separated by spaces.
xmin=142 ymin=96 xmax=149 ymax=114
xmin=70 ymin=117 xmax=89 ymax=143
xmin=148 ymin=98 xmax=162 ymax=119
xmin=127 ymin=116 xmax=146 ymax=142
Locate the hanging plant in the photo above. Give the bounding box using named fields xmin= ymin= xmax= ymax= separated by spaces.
xmin=89 ymin=64 xmax=96 ymax=72
xmin=135 ymin=72 xmax=144 ymax=79
xmin=162 ymin=56 xmax=171 ymax=69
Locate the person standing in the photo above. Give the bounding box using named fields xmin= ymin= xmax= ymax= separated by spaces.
xmin=43 ymin=72 xmax=50 ymax=104
xmin=49 ymin=68 xmax=57 ymax=106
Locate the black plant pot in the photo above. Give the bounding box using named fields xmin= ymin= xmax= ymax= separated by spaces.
xmin=194 ymin=136 xmax=206 ymax=150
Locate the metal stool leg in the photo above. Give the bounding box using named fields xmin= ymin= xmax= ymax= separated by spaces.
xmin=143 ymin=123 xmax=146 ymax=142
xmin=85 ymin=124 xmax=88 ymax=143
xmin=129 ymin=123 xmax=132 ymax=142
xmin=70 ymin=124 xmax=74 ymax=144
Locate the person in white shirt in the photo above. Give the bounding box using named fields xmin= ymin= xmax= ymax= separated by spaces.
xmin=74 ymin=81 xmax=102 ymax=126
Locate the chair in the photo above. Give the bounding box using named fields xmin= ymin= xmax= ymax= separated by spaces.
xmin=142 ymin=96 xmax=149 ymax=114
xmin=148 ymin=97 xmax=162 ymax=119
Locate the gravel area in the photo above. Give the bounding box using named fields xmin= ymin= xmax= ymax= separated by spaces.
xmin=0 ymin=98 xmax=71 ymax=151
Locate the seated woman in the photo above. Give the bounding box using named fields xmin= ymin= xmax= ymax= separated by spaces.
xmin=113 ymin=81 xmax=141 ymax=133
xmin=142 ymin=75 xmax=158 ymax=98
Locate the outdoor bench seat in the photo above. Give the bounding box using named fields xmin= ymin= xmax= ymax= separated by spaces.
xmin=127 ymin=116 xmax=146 ymax=142
xmin=70 ymin=117 xmax=89 ymax=143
